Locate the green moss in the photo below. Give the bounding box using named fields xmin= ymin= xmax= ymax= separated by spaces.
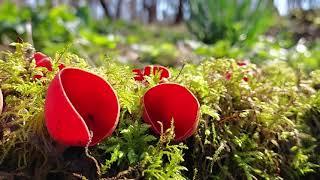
xmin=0 ymin=43 xmax=319 ymax=179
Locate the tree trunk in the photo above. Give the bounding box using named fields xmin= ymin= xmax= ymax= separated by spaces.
xmin=70 ymin=0 xmax=80 ymax=8
xmin=116 ymin=0 xmax=123 ymax=19
xmin=174 ymin=0 xmax=184 ymax=24
xmin=130 ymin=0 xmax=137 ymax=20
xmin=148 ymin=0 xmax=157 ymax=23
xmin=99 ymin=0 xmax=111 ymax=18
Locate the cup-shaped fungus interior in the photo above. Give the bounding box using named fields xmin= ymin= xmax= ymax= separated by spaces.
xmin=60 ymin=68 xmax=119 ymax=145
xmin=143 ymin=83 xmax=199 ymax=141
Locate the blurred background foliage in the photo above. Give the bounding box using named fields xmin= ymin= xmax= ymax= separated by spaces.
xmin=0 ymin=0 xmax=319 ymax=70
xmin=187 ymin=0 xmax=275 ymax=45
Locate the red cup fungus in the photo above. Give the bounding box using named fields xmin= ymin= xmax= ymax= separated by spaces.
xmin=237 ymin=61 xmax=247 ymax=67
xmin=45 ymin=67 xmax=120 ymax=147
xmin=143 ymin=65 xmax=170 ymax=80
xmin=34 ymin=52 xmax=53 ymax=71
xmin=225 ymin=71 xmax=249 ymax=82
xmin=132 ymin=69 xmax=144 ymax=81
xmin=58 ymin=63 xmax=66 ymax=71
xmin=225 ymin=71 xmax=232 ymax=80
xmin=142 ymin=83 xmax=200 ymax=141
xmin=133 ymin=65 xmax=170 ymax=82
xmin=33 ymin=74 xmax=43 ymax=80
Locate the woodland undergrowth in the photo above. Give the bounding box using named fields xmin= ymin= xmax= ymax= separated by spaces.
xmin=0 ymin=43 xmax=319 ymax=179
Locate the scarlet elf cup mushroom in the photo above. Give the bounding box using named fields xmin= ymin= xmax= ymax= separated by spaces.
xmin=45 ymin=68 xmax=120 ymax=147
xmin=33 ymin=52 xmax=66 ymax=79
xmin=142 ymin=83 xmax=200 ymax=141
xmin=34 ymin=52 xmax=53 ymax=71
xmin=134 ymin=65 xmax=200 ymax=141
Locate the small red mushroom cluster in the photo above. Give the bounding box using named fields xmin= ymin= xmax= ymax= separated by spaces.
xmin=33 ymin=52 xmax=65 ymax=79
xmin=44 ymin=61 xmax=200 ymax=148
xmin=132 ymin=65 xmax=170 ymax=83
xmin=225 ymin=60 xmax=252 ymax=82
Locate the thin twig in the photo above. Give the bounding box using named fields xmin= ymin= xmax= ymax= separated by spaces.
xmin=85 ymin=131 xmax=101 ymax=177
xmin=0 ymin=171 xmax=30 ymax=179
xmin=218 ymin=112 xmax=241 ymax=125
xmin=55 ymin=43 xmax=71 ymax=64
xmin=174 ymin=64 xmax=185 ymax=81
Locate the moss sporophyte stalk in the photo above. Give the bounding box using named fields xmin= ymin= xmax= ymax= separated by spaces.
xmin=0 ymin=43 xmax=319 ymax=179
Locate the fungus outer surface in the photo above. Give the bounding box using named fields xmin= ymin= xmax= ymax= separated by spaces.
xmin=45 ymin=68 xmax=119 ymax=146
xmin=143 ymin=83 xmax=199 ymax=141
